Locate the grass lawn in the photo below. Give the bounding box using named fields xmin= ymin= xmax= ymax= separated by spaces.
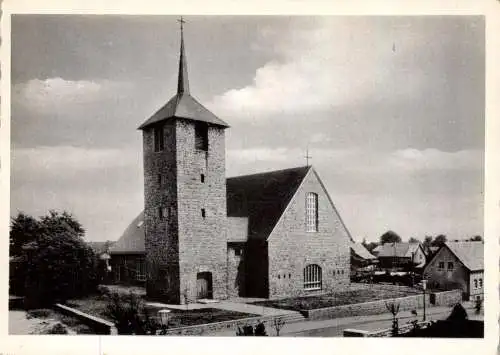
xmin=65 ymin=294 xmax=257 ymax=328
xmin=251 ymin=287 xmax=422 ymax=311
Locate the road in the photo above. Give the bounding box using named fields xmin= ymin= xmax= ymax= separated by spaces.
xmin=208 ymin=303 xmax=482 ymax=337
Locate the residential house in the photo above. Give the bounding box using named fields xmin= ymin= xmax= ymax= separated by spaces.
xmin=423 ymin=241 xmax=484 ymax=301
xmin=376 ymin=242 xmax=427 ymax=271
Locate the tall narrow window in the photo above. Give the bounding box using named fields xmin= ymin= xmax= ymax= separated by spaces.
xmin=306 ymin=192 xmax=318 ymax=232
xmin=201 ymin=174 xmax=205 ymax=183
xmin=154 ymin=125 xmax=164 ymax=152
xmin=479 ymin=278 xmax=483 ymax=288
xmin=136 ymin=259 xmax=146 ymax=282
xmin=201 ymin=208 xmax=206 ymax=218
xmin=474 ymin=279 xmax=478 ymax=288
xmin=303 ymin=264 xmax=322 ymax=290
xmin=195 ymin=123 xmax=208 ymax=151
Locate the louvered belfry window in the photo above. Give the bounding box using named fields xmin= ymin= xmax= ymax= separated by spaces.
xmin=306 ymin=192 xmax=318 ymax=232
xmin=154 ymin=125 xmax=164 ymax=152
xmin=195 ymin=122 xmax=208 ymax=151
xmin=304 ymin=264 xmax=322 ymax=290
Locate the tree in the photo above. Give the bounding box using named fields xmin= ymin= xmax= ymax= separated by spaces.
xmin=422 ymin=235 xmax=433 ymax=248
xmin=10 ymin=212 xmax=40 ymax=256
xmin=447 ymin=303 xmax=468 ymax=322
xmin=431 ymin=234 xmax=447 ymax=247
xmin=9 ymin=211 xmax=98 ymax=308
xmin=365 ymin=242 xmax=379 ymax=252
xmin=408 ymin=237 xmax=420 ymax=244
xmin=272 ymin=317 xmax=286 ymax=336
xmin=385 ymin=301 xmax=400 ymax=336
xmin=380 ymin=230 xmax=402 ymax=244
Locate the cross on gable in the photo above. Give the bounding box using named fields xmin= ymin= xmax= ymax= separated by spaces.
xmin=304 ymin=147 xmax=312 ymax=166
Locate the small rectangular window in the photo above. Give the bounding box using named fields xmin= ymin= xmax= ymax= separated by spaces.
xmin=154 ymin=125 xmax=164 ymax=152
xmin=195 ymin=123 xmax=208 ymax=151
xmin=447 ymin=262 xmax=454 ymax=270
xmin=201 ymin=174 xmax=205 ymax=183
xmin=438 ymin=262 xmax=445 ymax=270
xmin=157 ymin=174 xmax=162 ymax=185
xmin=474 ymin=279 xmax=478 ymax=288
xmin=201 ymin=208 xmax=206 ymax=218
xmin=479 ymin=279 xmax=482 ymax=288
xmin=159 ymin=207 xmax=167 ymax=219
xmin=235 ymin=248 xmax=242 ymax=256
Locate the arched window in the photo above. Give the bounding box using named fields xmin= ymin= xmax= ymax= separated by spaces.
xmin=306 ymin=192 xmax=318 ymax=232
xmin=303 ymin=264 xmax=322 ymax=290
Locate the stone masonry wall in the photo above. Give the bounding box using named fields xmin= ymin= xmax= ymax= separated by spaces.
xmin=143 ymin=121 xmax=180 ymax=303
xmin=176 ymin=120 xmax=228 ymax=303
xmin=303 ymin=289 xmax=461 ymax=321
xmin=267 ymin=169 xmax=351 ymax=299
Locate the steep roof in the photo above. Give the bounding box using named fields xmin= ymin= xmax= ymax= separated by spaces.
xmin=227 ymin=166 xmax=311 ymax=240
xmin=445 ymin=241 xmax=484 ymax=272
xmin=111 ymin=166 xmax=311 ymax=253
xmin=138 ymin=93 xmax=229 ymax=129
xmin=351 ymin=242 xmax=376 ymax=260
xmin=138 ymin=22 xmax=229 ymax=130
xmin=377 ymin=242 xmax=422 ymax=258
xmin=109 ymin=212 xmax=145 ymax=254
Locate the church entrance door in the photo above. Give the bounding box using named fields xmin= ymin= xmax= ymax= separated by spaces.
xmin=196 ymin=272 xmax=213 ymax=299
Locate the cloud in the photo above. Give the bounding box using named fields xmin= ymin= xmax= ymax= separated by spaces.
xmin=12 ymin=145 xmax=140 ymax=178
xmin=13 ymin=77 xmax=133 ymax=114
xmin=208 ymin=18 xmax=428 ymax=121
xmin=227 ymin=147 xmax=483 ymax=175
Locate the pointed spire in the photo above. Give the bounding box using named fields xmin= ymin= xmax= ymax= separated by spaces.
xmin=177 ymin=16 xmax=190 ymax=95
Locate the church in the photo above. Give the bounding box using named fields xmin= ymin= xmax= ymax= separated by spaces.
xmin=109 ymin=21 xmax=353 ymax=304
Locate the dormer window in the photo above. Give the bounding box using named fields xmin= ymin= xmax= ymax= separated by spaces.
xmin=154 ymin=125 xmax=164 ymax=152
xmin=195 ymin=122 xmax=208 ymax=151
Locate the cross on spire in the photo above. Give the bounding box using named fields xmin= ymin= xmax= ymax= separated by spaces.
xmin=304 ymin=147 xmax=312 ymax=166
xmin=177 ymin=16 xmax=186 ymax=32
xmin=177 ymin=16 xmax=190 ymax=95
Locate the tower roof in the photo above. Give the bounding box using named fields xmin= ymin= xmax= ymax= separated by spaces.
xmin=139 ymin=18 xmax=229 ymax=130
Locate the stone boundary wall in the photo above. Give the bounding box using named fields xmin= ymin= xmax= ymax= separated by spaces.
xmin=54 ymin=303 xmax=117 ymax=335
xmin=165 ymin=313 xmax=300 ymax=336
xmin=302 ymin=289 xmax=461 ymax=321
xmin=432 ymin=290 xmax=462 ymax=305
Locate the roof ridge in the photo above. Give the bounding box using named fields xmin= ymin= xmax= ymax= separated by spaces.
xmin=227 ymin=165 xmax=311 ymax=180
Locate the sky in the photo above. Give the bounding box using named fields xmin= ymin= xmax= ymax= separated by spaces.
xmin=10 ymin=15 xmax=485 ymax=242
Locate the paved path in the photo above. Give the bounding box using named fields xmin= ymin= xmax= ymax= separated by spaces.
xmin=211 ymin=300 xmax=296 ymax=316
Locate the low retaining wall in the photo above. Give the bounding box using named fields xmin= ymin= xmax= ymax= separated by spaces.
xmin=301 ymin=289 xmax=461 ymax=321
xmin=165 ymin=314 xmax=281 ymax=336
xmin=54 ymin=304 xmax=117 ymax=335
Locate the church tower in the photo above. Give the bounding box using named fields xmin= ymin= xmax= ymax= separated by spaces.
xmin=139 ymin=19 xmax=229 ymax=304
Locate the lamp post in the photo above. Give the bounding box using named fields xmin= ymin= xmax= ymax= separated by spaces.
xmin=158 ymin=309 xmax=171 ymax=333
xmin=422 ymin=279 xmax=427 ymax=321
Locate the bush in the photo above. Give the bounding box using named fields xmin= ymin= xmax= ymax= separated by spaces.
xmin=27 ymin=309 xmax=52 ymax=319
xmin=46 ymin=323 xmax=69 ymax=334
xmin=236 ymin=321 xmax=267 ymax=336
xmin=104 ymin=291 xmax=162 ymax=335
xmin=9 ymin=211 xmax=99 ymax=308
